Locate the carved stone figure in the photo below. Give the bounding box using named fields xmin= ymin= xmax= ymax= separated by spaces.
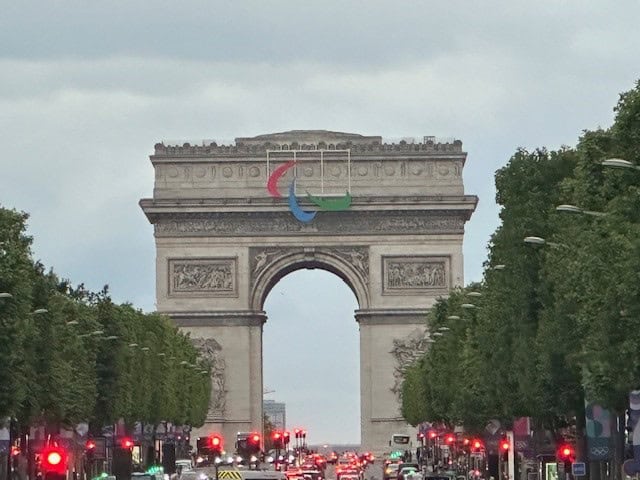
xmin=192 ymin=337 xmax=227 ymax=419
xmin=252 ymin=250 xmax=281 ymax=278
xmin=331 ymin=247 xmax=369 ymax=282
xmin=390 ymin=328 xmax=431 ymax=400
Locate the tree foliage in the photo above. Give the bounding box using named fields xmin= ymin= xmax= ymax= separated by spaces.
xmin=401 ymin=80 xmax=640 ymax=446
xmin=0 ymin=206 xmax=211 ymax=434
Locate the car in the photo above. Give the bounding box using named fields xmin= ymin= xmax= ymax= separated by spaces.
xmin=383 ymin=463 xmax=401 ymax=480
xmin=397 ymin=466 xmax=419 ymax=480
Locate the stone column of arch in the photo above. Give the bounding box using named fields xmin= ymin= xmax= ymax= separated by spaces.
xmin=140 ymin=130 xmax=477 ymax=452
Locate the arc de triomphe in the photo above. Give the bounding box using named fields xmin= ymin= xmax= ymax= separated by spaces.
xmin=140 ymin=130 xmax=477 ymax=451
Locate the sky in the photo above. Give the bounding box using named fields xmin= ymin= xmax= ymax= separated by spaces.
xmin=2 ymin=0 xmax=640 ymax=444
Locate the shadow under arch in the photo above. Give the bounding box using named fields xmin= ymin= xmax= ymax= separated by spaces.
xmin=251 ymin=249 xmax=370 ymax=312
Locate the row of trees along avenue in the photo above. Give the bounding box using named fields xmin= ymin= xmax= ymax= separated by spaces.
xmin=0 ymin=207 xmax=211 ymax=466
xmin=401 ymin=80 xmax=640 ymax=480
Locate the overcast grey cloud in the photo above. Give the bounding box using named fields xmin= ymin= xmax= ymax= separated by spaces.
xmin=1 ymin=0 xmax=640 ymax=444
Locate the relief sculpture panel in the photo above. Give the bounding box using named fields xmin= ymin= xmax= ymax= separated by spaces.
xmin=382 ymin=255 xmax=449 ymax=295
xmin=192 ymin=337 xmax=226 ymax=420
xmin=169 ymin=258 xmax=238 ymax=297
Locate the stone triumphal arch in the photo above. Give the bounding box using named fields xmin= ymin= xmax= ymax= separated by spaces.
xmin=140 ymin=130 xmax=477 ymax=451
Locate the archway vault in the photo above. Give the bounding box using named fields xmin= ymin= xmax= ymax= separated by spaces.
xmin=140 ymin=130 xmax=477 ymax=452
xmin=250 ymin=246 xmax=370 ymax=312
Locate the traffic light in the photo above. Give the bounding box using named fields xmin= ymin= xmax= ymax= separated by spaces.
xmin=283 ymin=431 xmax=290 ymax=446
xmin=42 ymin=446 xmax=67 ymax=480
xmin=445 ymin=434 xmax=455 ymax=445
xmin=272 ymin=431 xmax=284 ymax=450
xmin=472 ymin=439 xmax=483 ymax=452
xmin=500 ymin=438 xmax=509 ymax=461
xmin=428 ymin=431 xmax=437 ymax=440
xmin=248 ymin=432 xmax=261 ymax=454
xmin=120 ymin=437 xmax=134 ymax=450
xmin=85 ymin=439 xmax=96 ymax=461
xmin=210 ymin=434 xmax=223 ymax=456
xmin=557 ymin=444 xmax=575 ymax=471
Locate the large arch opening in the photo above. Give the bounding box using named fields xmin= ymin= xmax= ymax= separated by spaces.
xmin=263 ymin=268 xmax=360 ymax=445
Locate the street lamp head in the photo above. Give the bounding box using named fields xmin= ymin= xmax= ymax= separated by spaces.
xmin=128 ymin=343 xmax=138 ymax=348
xmin=557 ymin=204 xmax=607 ymax=217
xmin=602 ymin=158 xmax=640 ymax=170
xmin=0 ymin=292 xmax=13 ymax=299
xmin=492 ymin=264 xmax=506 ymax=270
xmin=104 ymin=335 xmax=118 ymax=341
xmin=447 ymin=315 xmax=461 ymax=321
xmin=556 ymin=204 xmax=583 ymax=214
xmin=461 ymin=303 xmax=476 ymax=309
xmin=33 ymin=308 xmax=48 ymax=315
xmin=524 ymin=236 xmax=546 ymax=245
xmin=432 ymin=332 xmax=445 ymax=337
xmin=66 ymin=320 xmax=79 ymax=326
xmin=438 ymin=327 xmax=450 ymax=331
xmin=91 ymin=330 xmax=104 ymax=336
xmin=467 ymin=292 xmax=482 ymax=298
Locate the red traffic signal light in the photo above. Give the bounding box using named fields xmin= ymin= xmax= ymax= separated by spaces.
xmin=42 ymin=446 xmax=67 ymax=474
xmin=500 ymin=439 xmax=510 ymax=451
xmin=273 ymin=432 xmax=281 ymax=440
xmin=250 ymin=433 xmax=260 ymax=443
xmin=429 ymin=431 xmax=437 ymax=439
xmin=47 ymin=452 xmax=62 ymax=466
xmin=211 ymin=435 xmax=222 ymax=447
xmin=445 ymin=435 xmax=455 ymax=444
xmin=10 ymin=446 xmax=20 ymax=457
xmin=472 ymin=439 xmax=483 ymax=451
xmin=86 ymin=440 xmax=96 ymax=451
xmin=558 ymin=444 xmax=574 ymax=460
xmin=283 ymin=431 xmax=290 ymax=443
xmin=120 ymin=437 xmax=134 ymax=449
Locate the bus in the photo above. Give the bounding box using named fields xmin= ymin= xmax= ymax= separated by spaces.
xmin=390 ymin=434 xmax=411 ymax=448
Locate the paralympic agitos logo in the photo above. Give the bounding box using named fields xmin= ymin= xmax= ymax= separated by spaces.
xmin=266 ymin=160 xmax=352 ymax=223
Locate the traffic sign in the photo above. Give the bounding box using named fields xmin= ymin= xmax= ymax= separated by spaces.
xmin=572 ymin=462 xmax=586 ymax=476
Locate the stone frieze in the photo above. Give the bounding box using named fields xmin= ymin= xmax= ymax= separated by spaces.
xmin=155 ymin=211 xmax=465 ymax=237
